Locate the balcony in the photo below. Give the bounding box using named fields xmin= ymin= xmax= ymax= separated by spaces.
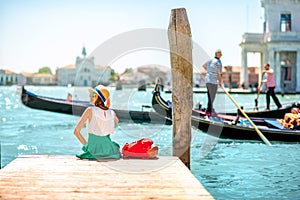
xmin=264 ymin=31 xmax=300 ymax=42
xmin=241 ymin=31 xmax=300 ymax=44
xmin=241 ymin=33 xmax=264 ymax=44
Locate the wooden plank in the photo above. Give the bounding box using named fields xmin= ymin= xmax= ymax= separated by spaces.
xmin=0 ymin=155 xmax=214 ymax=199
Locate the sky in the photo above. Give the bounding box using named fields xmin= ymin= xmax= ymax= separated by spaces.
xmin=0 ymin=0 xmax=264 ymax=74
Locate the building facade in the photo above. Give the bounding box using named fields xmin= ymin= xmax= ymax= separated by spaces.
xmin=56 ymin=47 xmax=111 ymax=86
xmin=31 ymin=74 xmax=56 ymax=85
xmin=0 ymin=70 xmax=26 ymax=85
xmin=240 ymin=0 xmax=300 ymax=93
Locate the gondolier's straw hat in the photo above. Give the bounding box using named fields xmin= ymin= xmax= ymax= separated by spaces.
xmin=89 ymin=85 xmax=110 ymax=107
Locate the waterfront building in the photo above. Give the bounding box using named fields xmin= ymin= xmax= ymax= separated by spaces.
xmin=0 ymin=69 xmax=26 ymax=85
xmin=240 ymin=0 xmax=300 ymax=93
xmin=56 ymin=64 xmax=76 ymax=86
xmin=223 ymin=66 xmax=244 ymax=89
xmin=31 ymin=73 xmax=56 ymax=85
xmin=56 ymin=47 xmax=111 ymax=86
xmin=119 ymin=65 xmax=170 ymax=87
xmin=18 ymin=72 xmax=56 ymax=86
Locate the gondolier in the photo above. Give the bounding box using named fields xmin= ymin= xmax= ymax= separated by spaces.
xmin=202 ymin=49 xmax=223 ymax=116
xmin=261 ymin=63 xmax=282 ymax=110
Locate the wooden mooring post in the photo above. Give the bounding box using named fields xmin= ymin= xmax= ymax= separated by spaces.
xmin=168 ymin=8 xmax=193 ymax=169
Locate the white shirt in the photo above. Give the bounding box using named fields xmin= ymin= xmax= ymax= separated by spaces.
xmin=204 ymin=57 xmax=222 ymax=84
xmin=86 ymin=106 xmax=115 ymax=136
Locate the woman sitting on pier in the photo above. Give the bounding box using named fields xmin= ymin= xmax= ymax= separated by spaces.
xmin=74 ymin=85 xmax=121 ymax=160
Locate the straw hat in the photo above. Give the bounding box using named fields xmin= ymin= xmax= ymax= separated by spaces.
xmin=88 ymin=85 xmax=110 ymax=106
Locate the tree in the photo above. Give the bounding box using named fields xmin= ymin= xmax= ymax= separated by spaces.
xmin=109 ymin=68 xmax=119 ymax=82
xmin=37 ymin=66 xmax=52 ymax=74
xmin=123 ymin=68 xmax=133 ymax=74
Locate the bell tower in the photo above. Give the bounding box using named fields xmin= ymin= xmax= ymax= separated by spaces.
xmin=81 ymin=46 xmax=87 ymax=57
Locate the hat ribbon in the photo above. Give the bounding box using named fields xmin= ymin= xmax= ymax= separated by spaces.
xmin=94 ymin=87 xmax=106 ymax=102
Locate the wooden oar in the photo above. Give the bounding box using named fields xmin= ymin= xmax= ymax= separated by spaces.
xmin=221 ymin=85 xmax=272 ymax=146
xmin=254 ymin=82 xmax=263 ymax=110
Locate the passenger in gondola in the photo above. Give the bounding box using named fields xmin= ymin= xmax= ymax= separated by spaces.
xmin=66 ymin=93 xmax=72 ymax=102
xmin=202 ymin=49 xmax=223 ymax=116
xmin=74 ymin=85 xmax=121 ymax=160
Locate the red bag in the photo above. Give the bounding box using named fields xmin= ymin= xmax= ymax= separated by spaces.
xmin=122 ymin=138 xmax=158 ymax=159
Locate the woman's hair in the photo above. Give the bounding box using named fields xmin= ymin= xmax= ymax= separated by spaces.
xmin=94 ymin=96 xmax=108 ymax=110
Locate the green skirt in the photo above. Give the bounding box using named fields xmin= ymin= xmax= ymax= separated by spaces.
xmin=76 ymin=133 xmax=121 ymax=160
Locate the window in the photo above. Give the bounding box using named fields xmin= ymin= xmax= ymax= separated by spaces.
xmin=83 ymin=68 xmax=90 ymax=73
xmin=280 ymin=13 xmax=291 ymax=32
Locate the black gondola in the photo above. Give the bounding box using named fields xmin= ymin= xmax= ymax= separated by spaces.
xmin=151 ymin=83 xmax=300 ymax=142
xmin=21 ymin=86 xmax=171 ymax=124
xmin=225 ymin=104 xmax=295 ymax=118
xmin=154 ymin=85 xmax=299 ymax=119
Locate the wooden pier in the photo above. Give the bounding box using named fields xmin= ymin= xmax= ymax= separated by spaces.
xmin=0 ymin=155 xmax=214 ymax=199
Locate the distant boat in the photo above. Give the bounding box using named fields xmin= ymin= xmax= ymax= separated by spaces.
xmin=20 ymin=86 xmax=171 ymax=124
xmin=151 ymin=83 xmax=300 ymax=142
